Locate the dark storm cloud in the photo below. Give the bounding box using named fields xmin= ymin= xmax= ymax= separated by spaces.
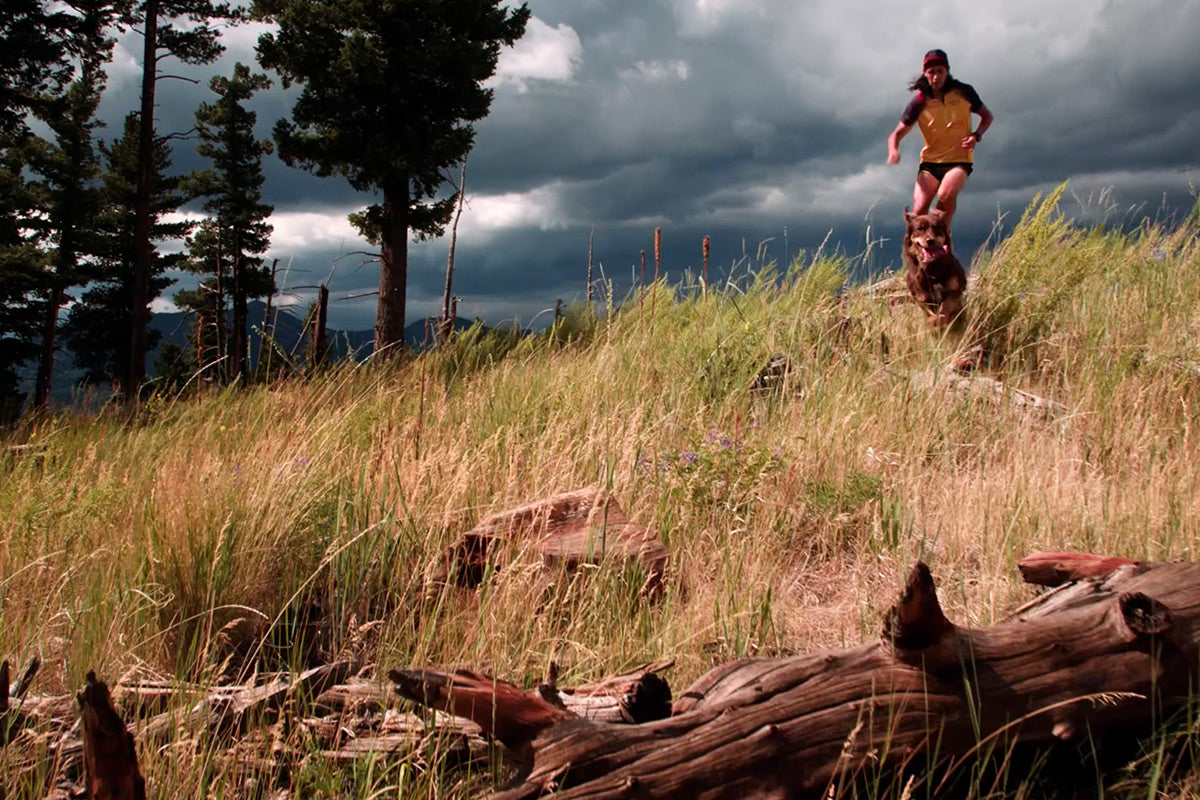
xmin=101 ymin=1 xmax=1200 ymax=331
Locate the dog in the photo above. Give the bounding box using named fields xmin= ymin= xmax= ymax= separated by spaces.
xmin=903 ymin=208 xmax=966 ymax=328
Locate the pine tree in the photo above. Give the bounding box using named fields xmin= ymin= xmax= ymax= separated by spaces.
xmin=125 ymin=0 xmax=243 ymax=398
xmin=253 ymin=0 xmax=529 ymax=356
xmin=0 ymin=1 xmax=119 ymax=415
xmin=0 ymin=1 xmax=121 ymax=138
xmin=180 ymin=62 xmax=274 ymax=384
xmin=24 ymin=71 xmax=108 ymax=408
xmin=61 ymin=113 xmax=190 ymax=390
xmin=0 ymin=136 xmax=44 ymax=419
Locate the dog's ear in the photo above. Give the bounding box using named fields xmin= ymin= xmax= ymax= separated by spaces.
xmin=903 ymin=208 xmax=914 ymax=224
xmin=929 ymin=208 xmax=946 ymax=223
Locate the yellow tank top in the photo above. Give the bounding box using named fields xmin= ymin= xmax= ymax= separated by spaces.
xmin=901 ymin=82 xmax=983 ymax=164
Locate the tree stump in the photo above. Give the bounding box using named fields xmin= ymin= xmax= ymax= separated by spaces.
xmin=78 ymin=671 xmax=146 ymax=800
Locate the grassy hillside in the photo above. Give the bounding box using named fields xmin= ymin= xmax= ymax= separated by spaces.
xmin=3 ymin=186 xmax=1200 ymax=797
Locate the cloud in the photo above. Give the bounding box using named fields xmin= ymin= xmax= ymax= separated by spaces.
xmin=491 ymin=16 xmax=583 ymax=93
xmin=87 ymin=0 xmax=1200 ymax=334
xmin=619 ymin=59 xmax=690 ymax=83
xmin=268 ymin=209 xmax=364 ymax=255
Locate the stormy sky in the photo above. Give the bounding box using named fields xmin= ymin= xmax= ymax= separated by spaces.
xmin=97 ymin=0 xmax=1200 ymax=332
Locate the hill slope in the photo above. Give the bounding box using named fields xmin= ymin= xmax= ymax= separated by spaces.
xmin=4 ymin=188 xmax=1200 ymax=797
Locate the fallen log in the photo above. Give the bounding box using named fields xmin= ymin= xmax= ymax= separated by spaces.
xmin=388 ymin=660 xmax=675 ymax=759
xmin=1017 ymin=551 xmax=1140 ymax=587
xmin=398 ymin=556 xmax=1200 ymax=799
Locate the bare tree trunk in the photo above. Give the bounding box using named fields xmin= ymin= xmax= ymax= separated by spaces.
xmin=586 ymin=226 xmax=594 ymax=303
xmin=194 ymin=312 xmax=206 ymax=378
xmin=375 ymin=176 xmax=409 ymax=357
xmin=440 ymin=162 xmax=466 ymax=344
xmin=231 ymin=251 xmax=247 ymax=383
xmin=261 ymin=257 xmax=278 ymax=377
xmin=129 ymin=0 xmax=158 ymax=402
xmin=311 ymin=284 xmax=329 ymax=368
xmin=213 ymin=234 xmax=227 ymax=383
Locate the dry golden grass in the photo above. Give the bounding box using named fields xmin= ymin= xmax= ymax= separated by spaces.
xmin=3 ymin=187 xmax=1200 ymax=796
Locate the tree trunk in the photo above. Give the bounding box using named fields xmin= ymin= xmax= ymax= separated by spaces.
xmin=441 ymin=162 xmax=466 ymax=344
xmin=311 ymin=283 xmax=329 ymax=368
xmin=231 ymin=252 xmax=247 ymax=383
xmin=213 ymin=234 xmax=226 ymax=383
xmin=376 ymin=177 xmax=410 ymax=357
xmin=399 ymin=556 xmax=1200 ymax=800
xmin=129 ymin=0 xmax=158 ymax=401
xmin=34 ymin=282 xmax=65 ymax=409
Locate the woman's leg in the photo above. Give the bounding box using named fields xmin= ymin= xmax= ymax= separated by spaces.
xmin=912 ymin=170 xmax=940 ymax=214
xmin=932 ymin=166 xmax=970 ymax=228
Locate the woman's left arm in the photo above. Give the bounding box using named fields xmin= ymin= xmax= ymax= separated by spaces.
xmin=972 ymin=104 xmax=994 ymax=141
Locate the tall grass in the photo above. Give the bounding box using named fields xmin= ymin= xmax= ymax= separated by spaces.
xmin=3 ymin=189 xmax=1200 ymax=797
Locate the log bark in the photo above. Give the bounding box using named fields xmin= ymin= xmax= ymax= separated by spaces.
xmin=388 ymin=660 xmax=674 ymax=760
xmin=1017 ymin=550 xmax=1140 ymax=587
xmin=396 ymin=557 xmax=1200 ymax=799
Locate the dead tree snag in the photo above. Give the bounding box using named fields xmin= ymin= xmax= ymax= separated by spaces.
xmin=78 ymin=672 xmax=146 ymax=800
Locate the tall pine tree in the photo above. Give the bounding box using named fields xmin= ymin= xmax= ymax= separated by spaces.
xmin=25 ymin=69 xmax=109 ymax=408
xmin=0 ymin=1 xmax=121 ymax=416
xmin=253 ymin=0 xmax=529 ymax=356
xmin=62 ymin=113 xmax=191 ymax=390
xmin=179 ymin=62 xmax=274 ymax=384
xmin=125 ymin=0 xmax=242 ymax=398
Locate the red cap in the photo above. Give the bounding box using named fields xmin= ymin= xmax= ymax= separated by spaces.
xmin=923 ymin=49 xmax=949 ymax=70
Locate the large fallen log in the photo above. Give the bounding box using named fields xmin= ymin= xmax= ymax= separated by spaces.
xmin=397 ymin=555 xmax=1200 ymax=799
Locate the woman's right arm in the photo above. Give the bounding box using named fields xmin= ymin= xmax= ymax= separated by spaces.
xmin=887 ymin=121 xmax=912 ymax=164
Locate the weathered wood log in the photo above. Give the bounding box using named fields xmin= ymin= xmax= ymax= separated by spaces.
xmin=137 ymin=660 xmax=358 ymax=741
xmin=390 ymin=668 xmax=568 ymax=761
xmin=388 ymin=659 xmax=674 ymax=761
xmin=433 ymin=488 xmax=668 ymax=597
xmin=395 ymin=557 xmax=1200 ymax=799
xmin=1017 ymin=550 xmax=1140 ymax=587
xmin=78 ymin=671 xmax=146 ymax=800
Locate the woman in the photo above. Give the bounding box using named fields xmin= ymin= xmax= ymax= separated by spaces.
xmin=887 ymin=49 xmax=993 ymax=230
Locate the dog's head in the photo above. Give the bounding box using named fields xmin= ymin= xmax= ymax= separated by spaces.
xmin=904 ymin=209 xmax=951 ymax=263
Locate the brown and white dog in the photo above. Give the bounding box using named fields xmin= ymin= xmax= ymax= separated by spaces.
xmin=903 ymin=208 xmax=966 ymax=328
